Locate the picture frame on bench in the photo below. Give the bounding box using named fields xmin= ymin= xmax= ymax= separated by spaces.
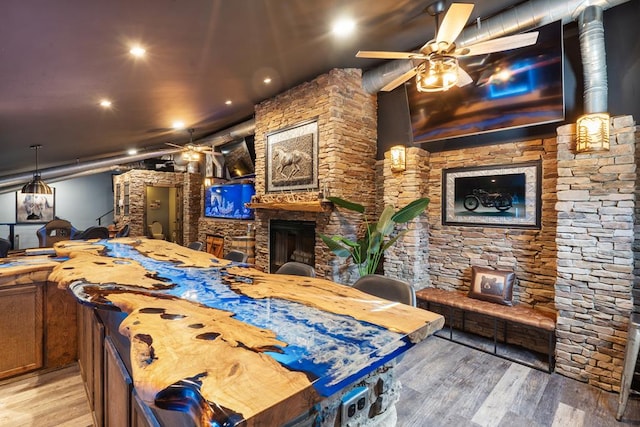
xmin=468 ymin=266 xmax=516 ymax=306
xmin=442 ymin=161 xmax=541 ymax=229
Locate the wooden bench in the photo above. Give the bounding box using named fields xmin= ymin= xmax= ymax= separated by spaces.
xmin=416 ymin=288 xmax=556 ymax=373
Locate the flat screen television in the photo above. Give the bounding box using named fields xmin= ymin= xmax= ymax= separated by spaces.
xmin=407 ymin=21 xmax=564 ymax=144
xmin=219 ymin=137 xmax=255 ymax=179
xmin=204 ymin=182 xmax=255 ymax=219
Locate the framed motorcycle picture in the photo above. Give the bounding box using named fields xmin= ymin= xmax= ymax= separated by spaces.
xmin=442 ymin=161 xmax=541 ymax=229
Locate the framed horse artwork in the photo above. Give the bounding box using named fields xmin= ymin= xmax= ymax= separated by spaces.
xmin=266 ymin=119 xmax=318 ymax=192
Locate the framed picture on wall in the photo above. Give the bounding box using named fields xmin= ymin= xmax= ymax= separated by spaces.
xmin=266 ymin=119 xmax=318 ymax=192
xmin=442 ymin=161 xmax=541 ymax=229
xmin=16 ymin=190 xmax=55 ymax=224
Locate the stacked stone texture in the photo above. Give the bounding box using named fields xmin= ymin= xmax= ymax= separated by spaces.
xmin=555 ymin=115 xmax=637 ymax=391
xmin=382 ymin=147 xmax=431 ymax=287
xmin=113 ymin=170 xmax=201 ymax=245
xmin=427 ymin=138 xmax=558 ymax=314
xmin=198 ymin=218 xmax=251 ymax=257
xmin=252 ymin=68 xmax=377 ymax=281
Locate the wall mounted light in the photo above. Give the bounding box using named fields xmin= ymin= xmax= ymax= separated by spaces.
xmin=576 ymin=112 xmax=610 ymax=153
xmin=390 ymin=145 xmax=406 ymax=172
xmin=21 ymin=144 xmax=53 ymax=195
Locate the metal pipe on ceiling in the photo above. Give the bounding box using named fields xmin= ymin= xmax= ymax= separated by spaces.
xmin=579 ymin=5 xmax=608 ymax=113
xmin=202 ymin=118 xmax=256 ymax=147
xmin=0 ymin=116 xmax=259 ymax=193
xmin=0 ymin=148 xmax=182 ymax=194
xmin=361 ymin=0 xmax=630 ymax=94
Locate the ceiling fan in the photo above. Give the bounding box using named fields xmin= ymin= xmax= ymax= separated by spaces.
xmin=165 ymin=128 xmax=213 ymax=162
xmin=356 ymin=1 xmax=539 ymax=92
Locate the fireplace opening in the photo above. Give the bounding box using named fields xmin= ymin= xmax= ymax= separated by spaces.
xmin=269 ymin=220 xmax=315 ymax=273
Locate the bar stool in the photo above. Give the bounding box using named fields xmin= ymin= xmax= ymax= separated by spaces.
xmin=617 ymin=312 xmax=640 ymax=420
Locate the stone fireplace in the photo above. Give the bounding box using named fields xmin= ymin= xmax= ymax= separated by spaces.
xmin=269 ymin=219 xmax=315 ymax=273
xmin=250 ymin=68 xmax=377 ymax=283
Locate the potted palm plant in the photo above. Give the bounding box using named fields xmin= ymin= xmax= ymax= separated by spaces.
xmin=320 ymin=196 xmax=430 ymax=277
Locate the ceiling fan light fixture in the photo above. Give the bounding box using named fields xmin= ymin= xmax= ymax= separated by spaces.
xmin=416 ymin=55 xmax=458 ymax=92
xmin=182 ymin=151 xmax=201 ymax=162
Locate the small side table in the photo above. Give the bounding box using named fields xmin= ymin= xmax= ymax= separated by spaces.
xmin=617 ymin=313 xmax=640 ymax=420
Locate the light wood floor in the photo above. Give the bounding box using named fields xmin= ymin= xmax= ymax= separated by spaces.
xmin=0 ymin=337 xmax=638 ymax=426
xmin=0 ymin=365 xmax=93 ymax=427
xmin=396 ymin=336 xmax=640 ymax=427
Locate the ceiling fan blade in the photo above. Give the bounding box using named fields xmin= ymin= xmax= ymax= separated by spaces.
xmin=381 ymin=67 xmax=417 ymax=92
xmin=436 ymin=3 xmax=474 ymax=45
xmin=455 ymin=32 xmax=539 ymax=57
xmin=356 ymin=51 xmax=427 ymax=60
xmin=456 ymin=67 xmax=473 ymax=87
xmin=165 ymin=142 xmax=184 ymax=149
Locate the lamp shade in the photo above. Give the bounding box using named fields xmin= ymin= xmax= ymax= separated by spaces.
xmin=390 ymin=145 xmax=406 ymax=172
xmin=576 ymin=113 xmax=610 ymax=153
xmin=21 ymin=174 xmax=53 ymax=194
xmin=22 ymin=144 xmax=53 ymax=194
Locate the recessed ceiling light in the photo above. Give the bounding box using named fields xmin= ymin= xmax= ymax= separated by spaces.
xmin=332 ymin=18 xmax=356 ymax=37
xmin=263 ymin=77 xmax=272 ymax=84
xmin=129 ymin=45 xmax=146 ymax=57
xmin=172 ymin=121 xmax=186 ymax=130
xmin=99 ymin=99 xmax=112 ymax=108
xmin=127 ymin=148 xmax=138 ymax=155
xmin=225 ymin=100 xmax=232 ymax=105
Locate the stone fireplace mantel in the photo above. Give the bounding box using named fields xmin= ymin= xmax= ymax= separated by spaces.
xmin=246 ymin=200 xmax=332 ymax=213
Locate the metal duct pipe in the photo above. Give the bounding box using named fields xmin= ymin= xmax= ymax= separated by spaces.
xmin=579 ymin=6 xmax=607 ymax=113
xmin=361 ymin=0 xmax=630 ymax=94
xmin=0 ymin=164 xmax=134 ymax=195
xmin=204 ymin=118 xmax=255 ymax=147
xmin=0 ymin=148 xmax=181 ymax=193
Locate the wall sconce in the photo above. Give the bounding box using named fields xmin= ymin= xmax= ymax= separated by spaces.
xmin=576 ymin=112 xmax=610 ymax=153
xmin=390 ymin=145 xmax=406 ymax=172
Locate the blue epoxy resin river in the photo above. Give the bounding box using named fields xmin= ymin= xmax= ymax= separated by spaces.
xmin=96 ymin=240 xmax=410 ymax=396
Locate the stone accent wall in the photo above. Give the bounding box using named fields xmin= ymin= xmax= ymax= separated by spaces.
xmin=382 ymin=147 xmax=431 ymax=287
xmin=253 ymin=68 xmax=377 ymax=281
xmin=113 ymin=170 xmax=201 ymax=245
xmin=554 ymin=115 xmax=637 ymax=391
xmin=425 ymin=139 xmax=558 ymax=314
xmin=198 ymin=218 xmax=252 ymax=257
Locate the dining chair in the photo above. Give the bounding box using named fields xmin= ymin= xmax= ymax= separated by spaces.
xmin=187 ymin=241 xmax=204 ymax=251
xmin=0 ymin=238 xmax=11 ymax=258
xmin=275 ymin=261 xmax=316 ymax=277
xmin=224 ymin=250 xmax=248 ymax=263
xmin=353 ymin=274 xmax=416 ymax=306
xmin=76 ymin=226 xmax=110 ymax=240
xmin=115 ymin=223 xmax=130 ymax=237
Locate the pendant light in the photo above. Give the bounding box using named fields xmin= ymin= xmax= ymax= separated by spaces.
xmin=21 ymin=144 xmax=53 ymax=195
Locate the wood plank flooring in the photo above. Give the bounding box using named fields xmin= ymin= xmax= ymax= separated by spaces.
xmin=396 ymin=336 xmax=640 ymax=427
xmin=0 ymin=364 xmax=92 ymax=427
xmin=0 ymin=336 xmax=638 ymax=426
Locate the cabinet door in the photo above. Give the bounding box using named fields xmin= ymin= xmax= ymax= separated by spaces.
xmin=131 ymin=389 xmax=161 ymax=427
xmin=93 ymin=310 xmax=105 ymax=427
xmin=0 ymin=284 xmax=43 ymax=379
xmin=104 ymin=336 xmax=132 ymax=427
xmin=46 ymin=281 xmax=77 ymax=368
xmin=78 ymin=304 xmax=94 ymax=407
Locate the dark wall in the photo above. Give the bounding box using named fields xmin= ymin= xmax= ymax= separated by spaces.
xmin=377 ymin=1 xmax=640 ymax=158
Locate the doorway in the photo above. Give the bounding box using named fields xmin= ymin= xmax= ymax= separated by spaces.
xmin=145 ymin=185 xmax=183 ymax=245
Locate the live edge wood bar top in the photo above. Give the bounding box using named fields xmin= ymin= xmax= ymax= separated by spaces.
xmin=1 ymin=238 xmax=444 ymax=426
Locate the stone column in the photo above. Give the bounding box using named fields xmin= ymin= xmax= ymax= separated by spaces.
xmin=382 ymin=147 xmax=431 ymax=288
xmin=555 ymin=115 xmax=636 ymax=391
